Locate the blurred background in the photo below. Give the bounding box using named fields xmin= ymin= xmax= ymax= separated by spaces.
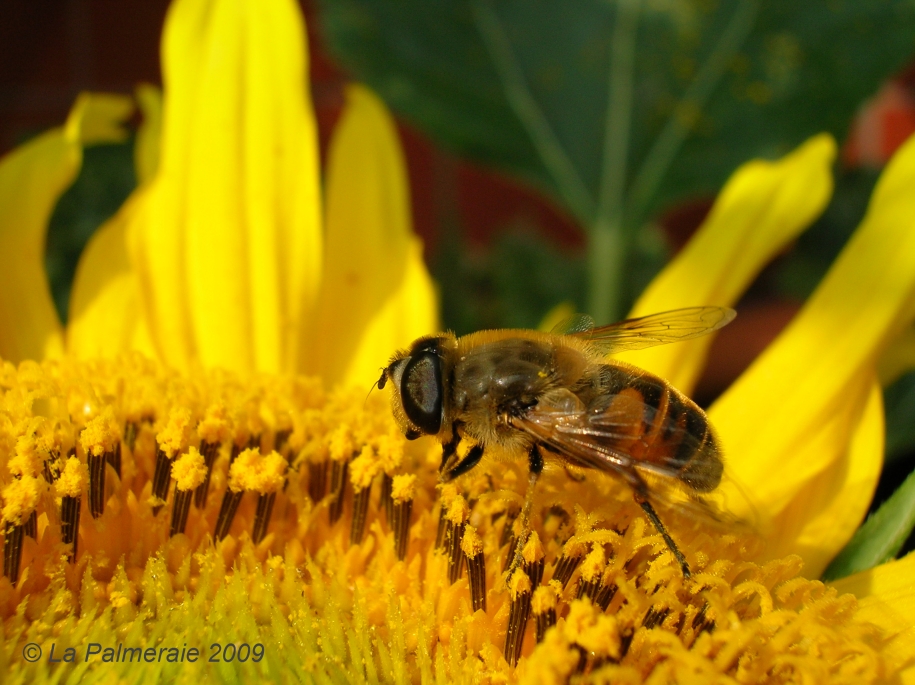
xmin=2 ymin=0 xmax=915 ymax=540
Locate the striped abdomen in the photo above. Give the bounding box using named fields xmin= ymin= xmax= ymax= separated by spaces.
xmin=587 ymin=364 xmax=723 ymax=493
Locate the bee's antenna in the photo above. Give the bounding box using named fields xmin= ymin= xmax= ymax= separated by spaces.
xmin=364 ymin=368 xmax=388 ymax=408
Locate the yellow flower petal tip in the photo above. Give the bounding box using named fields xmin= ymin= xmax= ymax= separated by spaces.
xmin=310 ymin=81 xmax=437 ymax=389
xmin=709 ymin=132 xmax=915 ymax=574
xmin=622 ymin=133 xmax=836 ymax=392
xmin=0 ymin=94 xmax=131 ymax=363
xmin=133 ymin=84 xmax=163 ymax=184
xmin=0 ymin=356 xmax=905 ymax=683
xmin=64 ymin=92 xmax=135 ymax=146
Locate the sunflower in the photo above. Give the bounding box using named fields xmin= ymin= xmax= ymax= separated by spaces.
xmin=1 ymin=0 xmax=914 ymax=683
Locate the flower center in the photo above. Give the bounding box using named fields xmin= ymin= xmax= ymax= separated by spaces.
xmin=0 ymin=355 xmax=891 ymax=682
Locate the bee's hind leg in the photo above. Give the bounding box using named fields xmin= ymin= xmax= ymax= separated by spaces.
xmin=506 ymin=444 xmax=545 ymax=578
xmin=632 ymin=490 xmax=692 ymax=579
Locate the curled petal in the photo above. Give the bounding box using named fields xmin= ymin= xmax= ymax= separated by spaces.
xmin=619 ymin=134 xmax=835 ymax=394
xmin=69 ymin=86 xmax=163 ymax=360
xmin=68 ymin=192 xmax=155 ymax=360
xmin=308 ymin=84 xmax=438 ymax=388
xmin=64 ymin=92 xmax=134 ymax=146
xmin=0 ymin=93 xmax=132 ymax=363
xmin=134 ymin=84 xmax=163 ymax=185
xmin=711 ymin=133 xmax=915 ymax=572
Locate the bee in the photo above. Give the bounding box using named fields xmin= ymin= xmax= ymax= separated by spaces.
xmin=376 ymin=306 xmax=735 ymax=578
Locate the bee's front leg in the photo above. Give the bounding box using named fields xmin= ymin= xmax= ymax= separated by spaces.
xmin=506 ymin=443 xmax=545 ymax=578
xmin=441 ymin=444 xmax=484 ymax=482
xmin=438 ymin=421 xmax=461 ymax=473
xmin=439 ymin=421 xmax=462 ymax=472
xmin=440 ymin=421 xmax=486 ymax=482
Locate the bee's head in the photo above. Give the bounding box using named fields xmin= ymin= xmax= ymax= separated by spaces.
xmin=381 ymin=335 xmax=450 ymax=439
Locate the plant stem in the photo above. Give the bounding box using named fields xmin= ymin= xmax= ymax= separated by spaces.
xmin=589 ymin=0 xmax=641 ymax=322
xmin=472 ymin=0 xmax=595 ymax=224
xmin=627 ymin=0 xmax=758 ymax=224
xmin=587 ymin=219 xmax=628 ymax=323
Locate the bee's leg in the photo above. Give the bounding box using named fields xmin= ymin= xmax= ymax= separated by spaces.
xmin=632 ymin=491 xmax=691 ymax=579
xmin=507 ymin=444 xmax=545 ymax=577
xmin=441 ymin=444 xmax=484 ymax=482
xmin=439 ymin=421 xmax=465 ymax=473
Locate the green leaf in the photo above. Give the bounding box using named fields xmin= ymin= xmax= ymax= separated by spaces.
xmin=318 ymin=0 xmax=915 ymax=226
xmin=884 ymin=370 xmax=915 ymax=465
xmin=432 ymin=219 xmax=666 ymax=334
xmin=822 ymin=466 xmax=915 ymax=581
xmin=433 ymin=225 xmax=589 ymax=335
xmin=775 ymin=168 xmax=879 ymax=301
xmin=46 ymin=141 xmax=136 ymax=323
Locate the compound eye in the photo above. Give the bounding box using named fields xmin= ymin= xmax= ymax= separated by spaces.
xmin=400 ymin=351 xmax=443 ymax=435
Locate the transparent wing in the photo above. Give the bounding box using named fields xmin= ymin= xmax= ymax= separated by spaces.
xmin=550 ymin=313 xmax=596 ymax=336
xmin=563 ymin=306 xmax=736 ymax=356
xmin=510 ymin=401 xmax=701 ymax=481
xmin=509 ymin=401 xmax=755 ymax=530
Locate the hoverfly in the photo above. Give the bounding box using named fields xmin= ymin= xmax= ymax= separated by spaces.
xmin=377 ymin=306 xmax=735 ymax=577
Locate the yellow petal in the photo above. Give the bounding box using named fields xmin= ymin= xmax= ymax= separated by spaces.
xmin=308 ymin=84 xmax=438 ymax=388
xmin=831 ymin=551 xmax=915 ymax=681
xmin=0 ymin=93 xmax=132 ymax=363
xmin=129 ymin=0 xmax=322 ymax=374
xmin=618 ymin=134 xmax=835 ymax=394
xmin=64 ymin=92 xmax=134 ymax=146
xmin=711 ymin=132 xmax=915 ymax=570
xmin=70 ymin=85 xmax=157 ymax=358
xmin=340 ymin=238 xmax=439 ymax=389
xmin=762 ymin=375 xmax=884 ymax=577
xmin=68 ymin=192 xmax=155 ymax=360
xmin=134 ymin=84 xmax=162 ymax=185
